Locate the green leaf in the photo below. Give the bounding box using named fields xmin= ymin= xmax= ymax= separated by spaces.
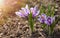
xmin=41 ymin=24 xmax=46 ymax=29
xmin=50 ymin=16 xmax=59 ymax=34
xmin=51 ymin=6 xmax=55 ymax=17
xmin=47 ymin=4 xmax=51 ymax=16
xmin=40 ymin=5 xmax=46 ymax=14
xmin=28 ymin=13 xmax=34 ymax=32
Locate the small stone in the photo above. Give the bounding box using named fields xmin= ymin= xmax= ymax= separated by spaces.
xmin=21 ymin=36 xmax=25 ymax=38
xmin=35 ymin=25 xmax=40 ymax=29
xmin=22 ymin=26 xmax=29 ymax=31
xmin=55 ymin=9 xmax=58 ymax=11
xmin=31 ymin=31 xmax=41 ymax=38
xmin=18 ymin=22 xmax=20 ymax=25
xmin=3 ymin=31 xmax=7 ymax=35
xmin=20 ymin=24 xmax=25 ymax=26
xmin=16 ymin=32 xmax=22 ymax=37
xmin=0 ymin=33 xmax=3 ymax=37
xmin=3 ymin=24 xmax=8 ymax=30
xmin=26 ymin=29 xmax=29 ymax=32
xmin=10 ymin=36 xmax=14 ymax=38
xmin=25 ymin=21 xmax=28 ymax=23
xmin=55 ymin=5 xmax=59 ymax=8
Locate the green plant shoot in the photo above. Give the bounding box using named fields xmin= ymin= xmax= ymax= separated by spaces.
xmin=28 ymin=13 xmax=34 ymax=32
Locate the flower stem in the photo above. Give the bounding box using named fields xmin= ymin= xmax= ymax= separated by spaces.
xmin=28 ymin=13 xmax=34 ymax=32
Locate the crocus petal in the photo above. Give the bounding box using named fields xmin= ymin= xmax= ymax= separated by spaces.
xmin=21 ymin=5 xmax=30 ymax=16
xmin=45 ymin=16 xmax=55 ymax=25
xmin=41 ymin=14 xmax=47 ymax=18
xmin=33 ymin=6 xmax=38 ymax=15
xmin=34 ymin=10 xmax=40 ymax=16
xmin=38 ymin=16 xmax=41 ymax=21
xmin=38 ymin=15 xmax=46 ymax=23
xmin=25 ymin=4 xmax=30 ymax=13
xmin=45 ymin=21 xmax=51 ymax=25
xmin=50 ymin=17 xmax=53 ymax=24
xmin=40 ymin=14 xmax=47 ymax=20
xmin=30 ymin=7 xmax=34 ymax=14
xmin=30 ymin=6 xmax=39 ymax=17
xmin=38 ymin=17 xmax=44 ymax=23
xmin=21 ymin=8 xmax=28 ymax=16
xmin=25 ymin=4 xmax=30 ymax=14
xmin=38 ymin=14 xmax=47 ymax=23
xmin=15 ymin=11 xmax=25 ymax=17
xmin=34 ymin=5 xmax=38 ymax=11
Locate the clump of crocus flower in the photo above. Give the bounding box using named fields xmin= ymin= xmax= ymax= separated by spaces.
xmin=38 ymin=14 xmax=55 ymax=26
xmin=15 ymin=4 xmax=40 ymax=19
xmin=15 ymin=4 xmax=57 ymax=36
xmin=38 ymin=13 xmax=55 ymax=36
xmin=15 ymin=4 xmax=40 ymax=32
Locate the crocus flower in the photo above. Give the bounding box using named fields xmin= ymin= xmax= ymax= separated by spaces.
xmin=45 ymin=16 xmax=55 ymax=25
xmin=15 ymin=4 xmax=40 ymax=18
xmin=38 ymin=14 xmax=47 ymax=23
xmin=15 ymin=4 xmax=30 ymax=18
xmin=30 ymin=5 xmax=40 ymax=17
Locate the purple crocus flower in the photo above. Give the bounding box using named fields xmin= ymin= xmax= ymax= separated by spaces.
xmin=15 ymin=4 xmax=40 ymax=18
xmin=30 ymin=5 xmax=40 ymax=17
xmin=15 ymin=4 xmax=30 ymax=18
xmin=45 ymin=16 xmax=55 ymax=25
xmin=38 ymin=14 xmax=47 ymax=23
